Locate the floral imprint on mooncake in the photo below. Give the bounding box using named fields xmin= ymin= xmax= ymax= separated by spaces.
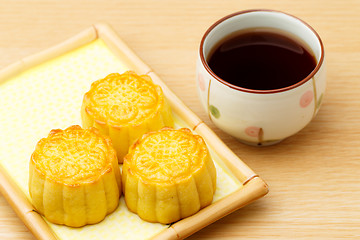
xmin=300 ymin=90 xmax=314 ymax=108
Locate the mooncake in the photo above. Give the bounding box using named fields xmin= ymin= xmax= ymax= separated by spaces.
xmin=122 ymin=127 xmax=216 ymax=224
xmin=29 ymin=125 xmax=121 ymax=227
xmin=81 ymin=71 xmax=174 ymax=163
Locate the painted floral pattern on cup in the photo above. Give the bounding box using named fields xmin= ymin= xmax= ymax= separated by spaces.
xmin=209 ymin=105 xmax=220 ymax=119
xmin=245 ymin=126 xmax=264 ymax=145
xmin=245 ymin=126 xmax=261 ymax=137
xmin=198 ymin=73 xmax=206 ymax=92
xmin=300 ymin=90 xmax=314 ymax=108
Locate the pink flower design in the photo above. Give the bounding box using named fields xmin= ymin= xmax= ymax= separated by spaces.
xmin=245 ymin=126 xmax=261 ymax=137
xmin=300 ymin=90 xmax=314 ymax=108
xmin=198 ymin=73 xmax=206 ymax=92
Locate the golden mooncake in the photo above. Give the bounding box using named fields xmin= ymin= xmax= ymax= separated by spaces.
xmin=122 ymin=127 xmax=216 ymax=224
xmin=81 ymin=71 xmax=174 ymax=163
xmin=29 ymin=125 xmax=121 ymax=227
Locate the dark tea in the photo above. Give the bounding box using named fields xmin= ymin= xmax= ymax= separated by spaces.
xmin=207 ymin=28 xmax=317 ymax=90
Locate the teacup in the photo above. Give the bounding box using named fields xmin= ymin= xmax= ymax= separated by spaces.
xmin=196 ymin=9 xmax=325 ymax=146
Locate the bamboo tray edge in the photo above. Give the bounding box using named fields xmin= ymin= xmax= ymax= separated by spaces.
xmin=0 ymin=23 xmax=269 ymax=240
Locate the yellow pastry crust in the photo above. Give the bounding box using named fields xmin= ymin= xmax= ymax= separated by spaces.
xmin=29 ymin=125 xmax=121 ymax=227
xmin=122 ymin=127 xmax=216 ymax=224
xmin=81 ymin=71 xmax=173 ymax=163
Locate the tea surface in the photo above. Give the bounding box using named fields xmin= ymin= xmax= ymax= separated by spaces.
xmin=207 ymin=28 xmax=317 ymax=90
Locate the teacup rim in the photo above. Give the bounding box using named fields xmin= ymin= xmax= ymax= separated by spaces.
xmin=199 ymin=9 xmax=325 ymax=94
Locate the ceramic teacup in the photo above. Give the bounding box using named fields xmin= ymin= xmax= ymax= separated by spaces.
xmin=196 ymin=9 xmax=325 ymax=146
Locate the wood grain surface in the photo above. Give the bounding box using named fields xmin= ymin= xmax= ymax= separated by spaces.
xmin=0 ymin=0 xmax=359 ymax=239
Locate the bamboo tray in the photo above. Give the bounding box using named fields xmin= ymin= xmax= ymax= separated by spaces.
xmin=0 ymin=23 xmax=268 ymax=240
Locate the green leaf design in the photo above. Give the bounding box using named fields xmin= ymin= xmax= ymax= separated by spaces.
xmin=209 ymin=105 xmax=220 ymax=119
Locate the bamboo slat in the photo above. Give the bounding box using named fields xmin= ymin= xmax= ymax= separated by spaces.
xmin=22 ymin=27 xmax=96 ymax=71
xmin=0 ymin=25 xmax=99 ymax=240
xmin=148 ymin=71 xmax=203 ymax=131
xmin=152 ymin=177 xmax=268 ymax=240
xmin=0 ymin=23 xmax=268 ymax=240
xmin=0 ymin=61 xmax=24 ymax=84
xmin=94 ymin=23 xmax=151 ymax=75
xmin=0 ymin=165 xmax=58 ymax=240
xmin=194 ymin=123 xmax=258 ymax=184
xmin=170 ymin=177 xmax=268 ymax=239
xmin=0 ymin=27 xmax=96 ymax=84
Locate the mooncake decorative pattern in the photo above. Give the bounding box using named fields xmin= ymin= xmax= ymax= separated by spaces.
xmin=81 ymin=71 xmax=173 ymax=163
xmin=122 ymin=127 xmax=216 ymax=224
xmin=29 ymin=125 xmax=121 ymax=227
xmin=0 ymin=39 xmax=243 ymax=239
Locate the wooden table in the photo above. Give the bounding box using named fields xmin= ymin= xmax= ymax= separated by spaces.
xmin=1 ymin=0 xmax=359 ymax=239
